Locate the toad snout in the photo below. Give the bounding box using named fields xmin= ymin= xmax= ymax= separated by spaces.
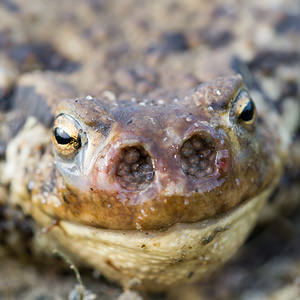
xmin=96 ymin=125 xmax=231 ymax=196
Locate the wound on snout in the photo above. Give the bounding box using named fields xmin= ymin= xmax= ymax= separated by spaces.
xmin=180 ymin=134 xmax=216 ymax=178
xmin=116 ymin=146 xmax=154 ymax=190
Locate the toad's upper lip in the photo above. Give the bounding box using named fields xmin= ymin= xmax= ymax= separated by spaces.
xmin=36 ymin=183 xmax=275 ymax=242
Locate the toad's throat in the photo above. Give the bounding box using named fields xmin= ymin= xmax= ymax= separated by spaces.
xmin=31 ymin=185 xmax=274 ymax=291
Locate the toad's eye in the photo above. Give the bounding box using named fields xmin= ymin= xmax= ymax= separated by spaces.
xmin=54 ymin=127 xmax=75 ymax=145
xmin=234 ymin=90 xmax=256 ymax=125
xmin=52 ymin=114 xmax=82 ymax=158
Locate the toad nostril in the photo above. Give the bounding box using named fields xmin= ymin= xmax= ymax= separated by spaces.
xmin=116 ymin=145 xmax=154 ymax=190
xmin=180 ymin=134 xmax=216 ymax=178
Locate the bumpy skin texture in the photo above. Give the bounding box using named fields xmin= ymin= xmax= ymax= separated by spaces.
xmin=28 ymin=76 xmax=280 ymax=231
xmin=0 ymin=0 xmax=299 ymax=294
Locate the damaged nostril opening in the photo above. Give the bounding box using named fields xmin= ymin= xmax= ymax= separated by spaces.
xmin=180 ymin=134 xmax=216 ymax=178
xmin=116 ymin=145 xmax=154 ymax=190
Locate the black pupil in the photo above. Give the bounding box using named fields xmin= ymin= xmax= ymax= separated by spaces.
xmin=54 ymin=127 xmax=74 ymax=144
xmin=240 ymin=100 xmax=254 ymax=121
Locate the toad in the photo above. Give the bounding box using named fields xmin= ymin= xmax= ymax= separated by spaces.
xmin=0 ymin=0 xmax=299 ymax=295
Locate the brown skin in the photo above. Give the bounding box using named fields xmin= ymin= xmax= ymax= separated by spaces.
xmin=30 ymin=75 xmax=280 ymax=230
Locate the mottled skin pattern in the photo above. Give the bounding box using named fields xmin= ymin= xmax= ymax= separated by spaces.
xmin=0 ymin=0 xmax=299 ymax=298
